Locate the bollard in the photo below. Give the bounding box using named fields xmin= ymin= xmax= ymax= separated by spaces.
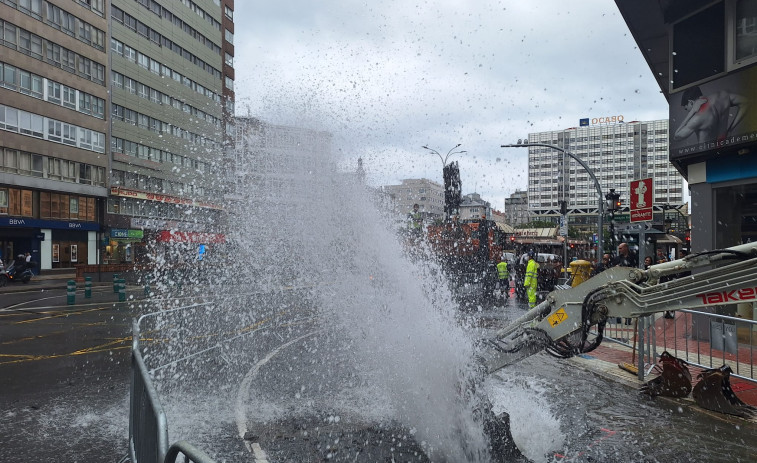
xmin=118 ymin=278 xmax=126 ymax=302
xmin=84 ymin=276 xmax=92 ymax=299
xmin=113 ymin=273 xmax=120 ymax=293
xmin=144 ymin=276 xmax=151 ymax=298
xmin=67 ymin=280 xmax=76 ymax=305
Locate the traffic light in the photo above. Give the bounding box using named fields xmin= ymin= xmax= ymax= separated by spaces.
xmin=605 ymin=188 xmax=621 ymax=213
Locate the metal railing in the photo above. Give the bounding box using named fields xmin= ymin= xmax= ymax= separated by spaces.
xmin=603 ymin=309 xmax=757 ymax=383
xmin=126 ymin=319 xmax=217 ymax=463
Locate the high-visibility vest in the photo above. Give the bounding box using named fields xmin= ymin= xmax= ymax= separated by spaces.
xmin=496 ymin=262 xmax=509 ymax=280
xmin=410 ymin=212 xmax=422 ymax=228
xmin=524 ymin=259 xmax=539 ymax=287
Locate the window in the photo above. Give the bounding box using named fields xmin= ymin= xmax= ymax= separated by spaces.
xmin=225 ymin=52 xmax=233 ymax=66
xmin=672 ymin=3 xmax=725 ymax=89
xmin=225 ymin=6 xmax=233 ymax=19
xmin=62 ymin=124 xmax=77 ymax=145
xmin=62 ymin=86 xmax=76 ymax=109
xmin=3 ymin=22 xmax=17 ymax=49
xmin=2 ymin=64 xmax=17 ymax=90
xmin=47 ymin=81 xmax=61 ymax=104
xmin=47 ymin=120 xmax=62 ymax=142
xmin=225 ymin=29 xmax=234 ymax=44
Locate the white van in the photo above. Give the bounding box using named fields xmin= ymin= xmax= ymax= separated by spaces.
xmin=536 ymin=253 xmax=560 ymax=263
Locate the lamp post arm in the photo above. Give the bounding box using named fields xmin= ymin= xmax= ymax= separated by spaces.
xmin=501 ymin=143 xmax=604 ymax=259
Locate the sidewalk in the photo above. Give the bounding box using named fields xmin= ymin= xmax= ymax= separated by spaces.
xmin=0 ymin=272 xmax=110 ymax=292
xmin=569 ymin=337 xmax=757 ymax=423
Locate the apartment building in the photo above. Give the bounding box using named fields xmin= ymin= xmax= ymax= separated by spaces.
xmin=106 ymin=0 xmax=233 ymax=263
xmin=382 ymin=178 xmax=445 ymax=223
xmin=527 ymin=119 xmax=685 ymax=231
xmin=0 ymin=0 xmax=109 ymax=270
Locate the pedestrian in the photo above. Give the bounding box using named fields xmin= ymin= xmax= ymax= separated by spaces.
xmin=408 ymin=203 xmax=423 ymax=235
xmin=612 ymin=242 xmax=638 ymax=268
xmin=523 ymin=250 xmax=539 ymax=308
xmin=656 ymin=248 xmax=668 ymax=264
xmin=593 ymin=253 xmax=611 ymax=275
xmin=644 ymin=256 xmax=653 ymax=269
xmin=496 ymin=258 xmax=510 ymax=302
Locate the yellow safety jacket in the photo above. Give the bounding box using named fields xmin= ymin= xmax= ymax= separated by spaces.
xmin=496 ymin=262 xmax=509 ymax=280
xmin=524 ymin=259 xmax=539 ymax=287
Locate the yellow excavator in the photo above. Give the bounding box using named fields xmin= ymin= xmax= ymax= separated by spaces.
xmin=481 ymin=241 xmax=757 ymax=418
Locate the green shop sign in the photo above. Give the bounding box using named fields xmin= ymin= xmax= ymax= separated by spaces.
xmin=111 ymin=229 xmax=144 ymax=239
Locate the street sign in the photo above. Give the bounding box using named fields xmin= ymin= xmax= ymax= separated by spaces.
xmin=630 ymin=178 xmax=653 ymax=222
xmin=559 ymin=215 xmax=568 ymax=237
xmin=612 ymin=214 xmax=630 ymax=222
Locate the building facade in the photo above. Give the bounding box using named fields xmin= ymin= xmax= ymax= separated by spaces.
xmin=504 ymin=190 xmax=530 ymax=226
xmin=0 ymin=0 xmax=234 ymax=271
xmin=458 ymin=192 xmax=492 ymax=222
xmin=106 ymin=0 xmax=232 ymax=264
xmin=382 ymin=178 xmax=444 ymax=223
xmin=0 ymin=0 xmax=109 ymax=270
xmin=527 ymin=119 xmax=686 ymax=233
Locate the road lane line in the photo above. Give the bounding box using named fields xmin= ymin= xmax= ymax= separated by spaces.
xmin=234 ymin=330 xmax=321 ymax=462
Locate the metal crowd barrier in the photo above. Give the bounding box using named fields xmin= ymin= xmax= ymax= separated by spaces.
xmin=125 ymin=319 xmax=217 ymax=463
xmin=603 ymin=309 xmax=757 ymax=383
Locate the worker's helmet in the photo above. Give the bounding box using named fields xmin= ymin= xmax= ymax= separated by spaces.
xmin=528 ymin=250 xmax=535 ymax=258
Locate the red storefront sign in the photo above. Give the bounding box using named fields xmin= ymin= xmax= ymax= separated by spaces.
xmin=629 ymin=178 xmax=653 ymax=222
xmin=156 ymin=230 xmax=226 ymax=243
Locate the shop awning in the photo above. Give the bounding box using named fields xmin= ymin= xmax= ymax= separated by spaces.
xmin=655 ymin=234 xmax=683 ymax=244
xmin=156 ymin=231 xmax=226 ymax=243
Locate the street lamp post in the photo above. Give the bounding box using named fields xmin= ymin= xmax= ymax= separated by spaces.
xmin=501 ymin=141 xmax=604 ymax=260
xmin=422 ymin=143 xmax=467 ymax=169
xmin=422 ymin=144 xmax=466 ymax=220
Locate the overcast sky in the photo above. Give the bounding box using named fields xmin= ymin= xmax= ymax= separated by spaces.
xmin=233 ymin=0 xmax=669 ymax=210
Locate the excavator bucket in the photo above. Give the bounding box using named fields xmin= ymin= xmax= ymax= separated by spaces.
xmin=639 ymin=351 xmax=692 ymax=398
xmin=693 ymin=365 xmax=757 ymax=418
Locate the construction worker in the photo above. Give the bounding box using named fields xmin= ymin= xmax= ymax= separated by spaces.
xmin=409 ymin=203 xmax=423 ymax=235
xmin=523 ymin=250 xmax=539 ymax=308
xmin=496 ymin=259 xmax=510 ymax=301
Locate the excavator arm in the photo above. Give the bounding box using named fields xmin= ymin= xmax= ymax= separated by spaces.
xmin=482 ymin=242 xmax=757 ymax=375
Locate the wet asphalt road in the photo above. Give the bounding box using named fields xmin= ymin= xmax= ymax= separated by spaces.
xmin=0 ymin=285 xmax=135 ymax=463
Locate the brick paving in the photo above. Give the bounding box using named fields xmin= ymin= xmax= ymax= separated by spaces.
xmin=569 ymin=319 xmax=757 ymax=422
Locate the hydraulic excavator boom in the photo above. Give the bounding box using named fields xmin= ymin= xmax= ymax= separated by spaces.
xmin=482 ymin=242 xmax=757 ymax=375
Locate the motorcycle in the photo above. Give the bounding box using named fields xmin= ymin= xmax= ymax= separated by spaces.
xmin=0 ymin=261 xmax=33 ymax=286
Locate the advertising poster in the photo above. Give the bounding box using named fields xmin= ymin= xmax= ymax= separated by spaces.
xmin=52 ymin=244 xmax=59 ymax=263
xmin=70 ymin=245 xmax=78 ymax=263
xmin=670 ymin=65 xmax=757 ymax=161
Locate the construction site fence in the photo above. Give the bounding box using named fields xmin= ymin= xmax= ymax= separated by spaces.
xmin=126 ymin=318 xmax=217 ymax=463
xmin=601 ymin=308 xmax=757 ymax=383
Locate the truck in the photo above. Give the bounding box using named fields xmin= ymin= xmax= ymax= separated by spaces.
xmin=426 ymin=218 xmax=505 ymax=307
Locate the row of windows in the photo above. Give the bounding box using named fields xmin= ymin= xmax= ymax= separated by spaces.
xmin=0 ymin=19 xmax=105 ymax=85
xmin=0 ymin=61 xmax=105 ymax=119
xmin=111 ymin=137 xmax=210 ymax=173
xmin=0 ymin=103 xmax=105 ymax=153
xmin=112 ymin=104 xmax=220 ymax=151
xmin=130 ymin=0 xmax=222 ymax=55
xmin=3 ymin=0 xmax=106 ymax=51
xmin=110 ymin=170 xmax=221 ymax=201
xmin=111 ymin=71 xmax=220 ymax=128
xmin=110 ymin=38 xmax=220 ymax=104
xmin=112 ymin=6 xmax=221 ymax=80
xmin=107 ymin=196 xmax=222 ymax=222
xmin=72 ymin=0 xmax=104 ymax=17
xmin=0 ymin=146 xmax=105 ymax=187
xmin=179 ymin=0 xmax=222 ymax=31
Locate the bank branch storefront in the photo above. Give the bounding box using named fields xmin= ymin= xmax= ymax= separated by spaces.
xmin=0 ymin=217 xmax=99 ymax=270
